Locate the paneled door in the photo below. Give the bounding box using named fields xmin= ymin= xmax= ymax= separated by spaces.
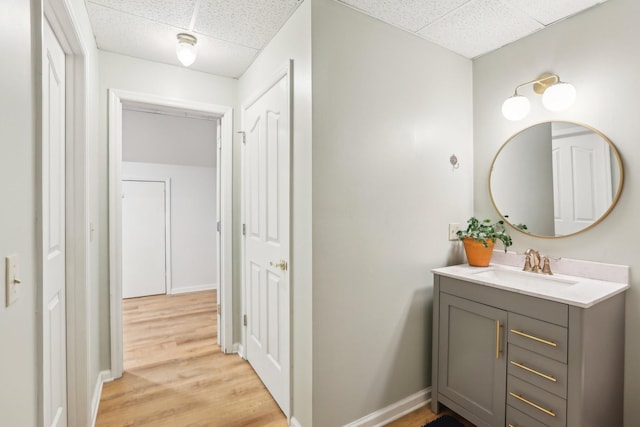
xmin=42 ymin=18 xmax=68 ymax=427
xmin=242 ymin=64 xmax=291 ymax=416
xmin=552 ymin=124 xmax=613 ymax=235
xmin=122 ymin=180 xmax=167 ymax=298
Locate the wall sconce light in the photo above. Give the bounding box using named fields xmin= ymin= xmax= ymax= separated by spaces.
xmin=502 ymin=73 xmax=576 ymax=121
xmin=176 ymin=33 xmax=198 ymax=67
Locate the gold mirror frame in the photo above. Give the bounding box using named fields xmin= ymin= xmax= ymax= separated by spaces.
xmin=489 ymin=121 xmax=624 ymax=239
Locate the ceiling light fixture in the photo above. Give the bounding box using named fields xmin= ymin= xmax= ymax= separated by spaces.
xmin=502 ymin=73 xmax=576 ymax=121
xmin=176 ymin=33 xmax=198 ymax=67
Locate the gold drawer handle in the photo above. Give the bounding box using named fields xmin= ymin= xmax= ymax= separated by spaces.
xmin=510 ymin=329 xmax=557 ymax=347
xmin=509 ymin=392 xmax=556 ymax=417
xmin=508 ymin=425 xmax=519 ymax=427
xmin=496 ymin=320 xmax=502 ymax=359
xmin=510 ymin=360 xmax=557 ymax=382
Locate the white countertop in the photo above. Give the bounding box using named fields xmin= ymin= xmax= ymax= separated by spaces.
xmin=432 ymin=263 xmax=629 ymax=308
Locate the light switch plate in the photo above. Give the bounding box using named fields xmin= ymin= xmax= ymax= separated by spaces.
xmin=6 ymin=254 xmax=20 ymax=306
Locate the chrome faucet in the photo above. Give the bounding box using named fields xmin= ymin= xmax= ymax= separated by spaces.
xmin=523 ymin=249 xmax=553 ymax=275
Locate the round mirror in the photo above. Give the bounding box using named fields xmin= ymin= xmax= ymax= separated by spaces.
xmin=490 ymin=121 xmax=623 ymax=238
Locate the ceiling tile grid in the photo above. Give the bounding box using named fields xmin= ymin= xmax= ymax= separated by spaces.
xmin=87 ymin=0 xmax=197 ymax=29
xmin=338 ymin=0 xmax=470 ymax=32
xmin=507 ymin=0 xmax=607 ymax=26
xmin=417 ymin=0 xmax=544 ymax=58
xmin=87 ymin=2 xmax=258 ymax=77
xmin=194 ymin=0 xmax=301 ymax=49
xmin=84 ymin=0 xmax=609 ymax=77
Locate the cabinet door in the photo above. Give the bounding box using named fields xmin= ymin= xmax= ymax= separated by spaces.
xmin=439 ymin=293 xmax=507 ymax=427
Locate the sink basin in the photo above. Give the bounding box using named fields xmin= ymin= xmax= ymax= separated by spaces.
xmin=471 ymin=268 xmax=579 ymax=288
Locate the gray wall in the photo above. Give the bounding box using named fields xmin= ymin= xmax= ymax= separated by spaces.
xmin=473 ymin=0 xmax=640 ymax=423
xmin=310 ymin=0 xmax=473 ymax=425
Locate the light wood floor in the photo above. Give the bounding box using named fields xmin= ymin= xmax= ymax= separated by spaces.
xmin=95 ymin=290 xmax=471 ymax=427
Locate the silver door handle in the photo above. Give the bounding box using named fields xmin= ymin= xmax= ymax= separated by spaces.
xmin=270 ymin=260 xmax=288 ymax=271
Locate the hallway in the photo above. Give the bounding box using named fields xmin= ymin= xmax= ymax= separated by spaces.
xmin=95 ymin=290 xmax=287 ymax=427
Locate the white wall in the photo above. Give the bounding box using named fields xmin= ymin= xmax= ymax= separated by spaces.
xmin=310 ymin=0 xmax=473 ymax=425
xmin=123 ymin=109 xmax=218 ymax=168
xmin=0 ymin=0 xmax=101 ymax=425
xmin=238 ymin=0 xmax=312 ymax=423
xmin=99 ymin=51 xmax=237 ymax=368
xmin=472 ymin=0 xmax=640 ymax=424
xmin=123 ymin=162 xmax=218 ymax=292
xmin=0 ymin=2 xmax=39 ymax=425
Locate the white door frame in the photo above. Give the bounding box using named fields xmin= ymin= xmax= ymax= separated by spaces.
xmin=40 ymin=0 xmax=91 ymax=425
xmin=108 ymin=90 xmax=234 ymax=378
xmin=122 ymin=178 xmax=172 ymax=295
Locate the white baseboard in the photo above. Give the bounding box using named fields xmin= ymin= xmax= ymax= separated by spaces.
xmin=170 ymin=283 xmax=217 ymax=294
xmin=343 ymin=387 xmax=432 ymax=427
xmin=290 ymin=416 xmax=303 ymax=427
xmin=91 ymin=370 xmax=113 ymax=427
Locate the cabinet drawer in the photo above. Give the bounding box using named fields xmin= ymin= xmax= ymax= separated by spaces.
xmin=508 ymin=312 xmax=567 ymax=363
xmin=507 ymin=405 xmax=547 ymax=427
xmin=507 ymin=375 xmax=566 ymax=427
xmin=508 ymin=344 xmax=567 ymax=398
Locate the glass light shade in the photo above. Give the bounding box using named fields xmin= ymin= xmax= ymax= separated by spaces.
xmin=176 ymin=35 xmax=197 ymax=66
xmin=542 ymin=82 xmax=576 ymax=112
xmin=502 ymin=95 xmax=530 ymax=121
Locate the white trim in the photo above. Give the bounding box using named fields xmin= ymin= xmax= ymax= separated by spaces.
xmin=122 ymin=177 xmax=172 ymax=294
xmin=41 ymin=1 xmax=91 ymax=426
xmin=109 ymin=89 xmax=234 ymax=379
xmin=343 ymin=388 xmax=432 ymax=427
xmin=233 ymin=342 xmax=243 ymax=357
xmin=289 ymin=417 xmax=303 ymax=427
xmin=170 ymin=283 xmax=218 ymax=294
xmin=90 ymin=370 xmax=112 ymax=427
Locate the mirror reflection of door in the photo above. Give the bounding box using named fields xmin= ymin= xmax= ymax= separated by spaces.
xmin=490 ymin=121 xmax=623 ymax=238
xmin=551 ymin=123 xmax=613 ymax=236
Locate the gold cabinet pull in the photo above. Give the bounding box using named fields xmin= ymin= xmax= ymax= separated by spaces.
xmin=508 ymin=424 xmax=519 ymax=427
xmin=509 ymin=392 xmax=556 ymax=417
xmin=496 ymin=320 xmax=502 ymax=359
xmin=510 ymin=361 xmax=557 ymax=382
xmin=510 ymin=329 xmax=557 ymax=347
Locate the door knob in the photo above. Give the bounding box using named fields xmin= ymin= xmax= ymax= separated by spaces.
xmin=270 ymin=260 xmax=288 ymax=271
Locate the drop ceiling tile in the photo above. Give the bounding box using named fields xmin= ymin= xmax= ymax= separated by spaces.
xmin=194 ymin=0 xmax=300 ymax=49
xmin=338 ymin=0 xmax=471 ymax=32
xmin=418 ymin=0 xmax=544 ymax=58
xmin=87 ymin=2 xmax=258 ymax=77
xmin=507 ymin=0 xmax=608 ymax=26
xmin=87 ymin=0 xmax=196 ymax=29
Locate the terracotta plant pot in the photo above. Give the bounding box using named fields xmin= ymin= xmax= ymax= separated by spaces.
xmin=462 ymin=238 xmax=495 ymax=267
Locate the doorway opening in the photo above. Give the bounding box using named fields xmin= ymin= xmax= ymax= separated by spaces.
xmin=108 ymin=90 xmax=234 ymax=379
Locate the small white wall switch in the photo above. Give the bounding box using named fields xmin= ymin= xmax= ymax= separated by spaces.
xmin=5 ymin=254 xmax=20 ymax=307
xmin=448 ymin=223 xmax=460 ymax=241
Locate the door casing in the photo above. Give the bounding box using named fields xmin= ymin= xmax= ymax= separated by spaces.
xmin=108 ymin=90 xmax=234 ymax=378
xmin=39 ymin=0 xmax=91 ymax=425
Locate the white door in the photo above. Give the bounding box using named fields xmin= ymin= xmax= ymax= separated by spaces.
xmin=552 ymin=124 xmax=613 ymax=235
xmin=243 ymin=66 xmax=291 ymax=415
xmin=122 ymin=180 xmax=167 ymax=298
xmin=42 ymin=18 xmax=68 ymax=427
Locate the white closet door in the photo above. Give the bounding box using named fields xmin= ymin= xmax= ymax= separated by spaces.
xmin=122 ymin=180 xmax=167 ymax=298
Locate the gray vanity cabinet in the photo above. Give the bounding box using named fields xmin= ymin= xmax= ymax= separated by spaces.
xmin=438 ymin=293 xmax=507 ymax=427
xmin=431 ymin=273 xmax=625 ymax=427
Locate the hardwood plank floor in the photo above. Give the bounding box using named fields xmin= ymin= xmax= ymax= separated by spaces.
xmin=95 ymin=291 xmax=287 ymax=427
xmin=95 ymin=290 xmax=472 ymax=427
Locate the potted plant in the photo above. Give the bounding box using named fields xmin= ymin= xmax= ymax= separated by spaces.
xmin=456 ymin=217 xmax=512 ymax=267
